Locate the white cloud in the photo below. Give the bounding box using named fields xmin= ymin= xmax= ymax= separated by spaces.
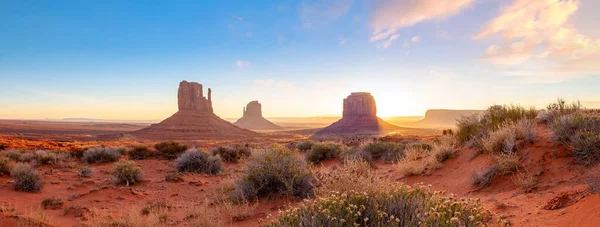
xmin=369 ymin=0 xmax=472 ymax=47
xmin=411 ymin=36 xmax=420 ymax=42
xmin=378 ymin=34 xmax=400 ymax=48
xmin=235 ymin=60 xmax=251 ymax=69
xmin=475 ymin=0 xmax=600 ymax=80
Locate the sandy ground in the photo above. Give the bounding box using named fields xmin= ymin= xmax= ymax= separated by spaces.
xmin=0 ymin=121 xmax=598 ymax=226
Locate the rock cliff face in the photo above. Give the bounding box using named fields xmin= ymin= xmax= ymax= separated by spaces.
xmin=316 ymin=92 xmax=399 ymax=135
xmin=177 ymin=81 xmax=213 ymax=112
xmin=343 ymin=92 xmax=377 ymax=117
xmin=234 ymin=101 xmax=281 ymax=130
xmin=134 ymin=81 xmax=257 ymax=140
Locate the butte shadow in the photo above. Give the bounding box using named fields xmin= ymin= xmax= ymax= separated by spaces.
xmin=314 ymin=92 xmax=400 ymax=135
xmin=133 ymin=80 xmax=258 ymax=140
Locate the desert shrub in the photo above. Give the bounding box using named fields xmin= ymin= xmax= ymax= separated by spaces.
xmin=442 ymin=129 xmax=454 ymax=136
xmin=340 ymin=148 xmax=374 ymax=165
xmin=11 ymin=163 xmax=43 ymax=192
xmin=550 ymin=114 xmax=584 ymax=144
xmin=570 ymin=131 xmax=600 ymax=166
xmin=175 ymin=149 xmax=222 ymax=174
xmin=78 ymin=166 xmax=93 ymax=178
xmin=306 ymin=142 xmax=344 ymax=164
xmin=397 ymin=157 xmax=441 ymax=177
xmin=472 ymin=166 xmax=498 ymax=187
xmin=403 ymin=145 xmax=431 ymax=162
xmin=82 ymin=147 xmax=122 ymax=164
xmin=211 ymin=145 xmax=251 ymax=163
xmin=362 ymin=142 xmax=406 ymax=163
xmin=19 ymin=152 xmax=35 ymax=162
xmin=495 ymin=153 xmax=521 ymax=176
xmin=481 ymin=126 xmax=517 ymax=154
xmin=296 ymin=140 xmax=314 ymax=152
xmin=0 ymin=157 xmax=12 ymax=176
xmin=456 ymin=114 xmax=482 ymax=145
xmin=155 ymin=141 xmax=188 ymax=160
xmin=70 ymin=148 xmax=87 ymax=159
xmin=587 ymin=177 xmax=600 ymax=194
xmin=512 ymin=170 xmax=537 ymax=190
xmin=481 ymin=105 xmax=537 ymax=130
xmin=127 ymin=146 xmax=153 ymax=160
xmin=41 ymin=197 xmax=64 ymax=209
xmin=234 ymin=146 xmax=314 ymax=199
xmin=406 ymin=142 xmax=433 ymax=151
xmin=112 ymin=160 xmax=143 ymax=186
xmin=315 ymin=159 xmax=377 ymax=195
xmin=543 ymin=98 xmax=582 ymax=123
xmin=270 ymin=184 xmax=490 ymax=227
xmin=431 ymin=136 xmax=458 ymax=162
xmin=4 ymin=149 xmax=23 ymax=161
xmin=33 ymin=150 xmax=58 ymax=165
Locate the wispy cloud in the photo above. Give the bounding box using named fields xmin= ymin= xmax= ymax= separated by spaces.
xmin=475 ymin=0 xmax=600 ymax=81
xmin=369 ymin=0 xmax=472 ymax=48
xmin=299 ymin=0 xmax=353 ymax=28
xmin=235 ymin=60 xmax=251 ymax=69
xmin=378 ymin=34 xmax=400 ymax=48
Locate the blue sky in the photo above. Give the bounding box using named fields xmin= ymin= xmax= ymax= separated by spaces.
xmin=1 ymin=0 xmax=599 ymax=120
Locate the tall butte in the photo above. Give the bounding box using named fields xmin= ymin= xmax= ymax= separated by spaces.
xmin=315 ymin=92 xmax=399 ymax=135
xmin=134 ymin=80 xmax=257 ymax=140
xmin=234 ymin=101 xmax=282 ymax=130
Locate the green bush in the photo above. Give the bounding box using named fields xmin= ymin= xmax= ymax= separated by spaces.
xmin=362 ymin=142 xmax=405 ymax=163
xmin=211 ymin=145 xmax=251 ymax=163
xmin=175 ymin=149 xmax=222 ymax=174
xmin=296 ymin=140 xmax=314 ymax=152
xmin=82 ymin=147 xmax=122 ymax=164
xmin=270 ymin=184 xmax=490 ymax=227
xmin=155 ymin=142 xmax=188 ymax=160
xmin=570 ymin=131 xmax=600 ymax=166
xmin=306 ymin=142 xmax=344 ymax=164
xmin=11 ymin=163 xmax=43 ymax=192
xmin=0 ymin=157 xmax=12 ymax=176
xmin=127 ymin=146 xmax=153 ymax=160
xmin=234 ymin=146 xmax=314 ymax=200
xmin=111 ymin=160 xmax=143 ymax=186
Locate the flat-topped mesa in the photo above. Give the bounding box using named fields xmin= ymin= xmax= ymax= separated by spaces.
xmin=343 ymin=92 xmax=377 ymax=117
xmin=177 ymin=80 xmax=213 ymax=112
xmin=243 ymin=101 xmax=262 ymax=117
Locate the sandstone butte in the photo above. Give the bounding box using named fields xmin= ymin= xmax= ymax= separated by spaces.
xmin=134 ymin=80 xmax=258 ymax=140
xmin=234 ymin=101 xmax=282 ymax=130
xmin=316 ymin=92 xmax=400 ymax=135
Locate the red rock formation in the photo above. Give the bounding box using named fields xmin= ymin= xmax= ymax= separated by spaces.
xmin=316 ymin=92 xmax=399 ymax=135
xmin=234 ymin=101 xmax=282 ymax=130
xmin=134 ymin=81 xmax=257 ymax=140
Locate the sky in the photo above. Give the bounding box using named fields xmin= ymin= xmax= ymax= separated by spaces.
xmin=1 ymin=0 xmax=599 ymax=120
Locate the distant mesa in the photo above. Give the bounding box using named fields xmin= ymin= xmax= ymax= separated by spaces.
xmin=417 ymin=109 xmax=484 ymax=126
xmin=234 ymin=101 xmax=282 ymax=130
xmin=315 ymin=92 xmax=400 ymax=135
xmin=134 ymin=80 xmax=258 ymax=140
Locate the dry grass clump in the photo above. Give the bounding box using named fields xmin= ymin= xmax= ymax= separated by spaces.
xmin=11 ymin=163 xmax=43 ymax=192
xmin=495 ymin=152 xmax=521 ymax=176
xmin=33 ymin=150 xmax=58 ymax=165
xmin=0 ymin=157 xmax=12 ymax=176
xmin=164 ymin=172 xmax=184 ymax=182
xmin=542 ymin=98 xmax=582 ymax=123
xmin=570 ymin=131 xmax=600 ymax=166
xmin=340 ymin=148 xmax=374 ymax=165
xmin=431 ymin=136 xmax=459 ymax=162
xmin=512 ymin=170 xmax=538 ymax=190
xmin=155 ymin=141 xmax=188 ymax=160
xmin=88 ymin=206 xmax=169 ymax=227
xmin=394 ymin=138 xmax=453 ymax=177
xmin=587 ymin=176 xmax=600 ymax=194
xmin=269 ymin=184 xmax=490 ymax=227
xmin=128 ymin=146 xmax=153 ymax=160
xmin=112 ymin=160 xmax=143 ymax=186
xmin=481 ymin=119 xmax=536 ymax=154
xmin=456 ymin=104 xmax=537 ymax=146
xmin=315 ymin=159 xmax=377 ymax=195
xmin=175 ymin=149 xmax=222 ymax=174
xmin=4 ymin=149 xmax=24 ymax=161
xmin=41 ymin=197 xmax=64 ymax=209
xmin=296 ymin=140 xmax=314 ymax=152
xmin=306 ymin=142 xmax=344 ymax=164
xmin=211 ymin=145 xmax=251 ymax=163
xmin=361 ymin=141 xmax=406 ymax=163
xmin=78 ymin=166 xmax=93 ymax=178
xmin=19 ymin=152 xmax=35 ymax=162
xmin=234 ymin=146 xmax=314 ymax=200
xmin=82 ymin=147 xmax=124 ymax=164
xmin=471 ymin=166 xmax=498 ymax=187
